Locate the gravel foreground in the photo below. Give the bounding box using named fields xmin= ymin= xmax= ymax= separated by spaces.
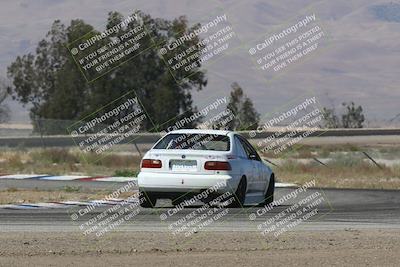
xmin=0 ymin=230 xmax=399 ymax=266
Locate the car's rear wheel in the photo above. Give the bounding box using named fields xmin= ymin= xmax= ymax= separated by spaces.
xmin=264 ymin=174 xmax=275 ymax=205
xmin=139 ymin=191 xmax=157 ymax=208
xmin=227 ymin=177 xmax=247 ymax=208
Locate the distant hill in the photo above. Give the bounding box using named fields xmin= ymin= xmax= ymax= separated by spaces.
xmin=1 ymin=0 xmax=400 ymax=125
xmin=370 ymin=3 xmax=400 ymax=22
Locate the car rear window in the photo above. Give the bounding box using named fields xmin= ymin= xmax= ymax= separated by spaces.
xmin=154 ymin=133 xmax=230 ymax=151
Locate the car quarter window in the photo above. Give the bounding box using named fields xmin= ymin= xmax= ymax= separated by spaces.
xmin=237 ymin=135 xmax=261 ymax=161
xmin=234 ymin=135 xmax=247 ymax=158
xmin=237 ymin=136 xmax=252 ymax=159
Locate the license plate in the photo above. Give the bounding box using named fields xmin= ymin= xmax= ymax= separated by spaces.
xmin=170 ymin=160 xmax=197 ymax=171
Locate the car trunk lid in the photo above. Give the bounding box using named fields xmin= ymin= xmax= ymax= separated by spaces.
xmin=144 ymin=150 xmax=230 ymax=175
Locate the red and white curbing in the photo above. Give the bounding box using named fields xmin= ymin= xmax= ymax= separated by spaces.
xmin=0 ymin=174 xmax=136 ymax=182
xmin=0 ymin=198 xmax=139 ymax=210
xmin=276 ymin=182 xmax=298 ymax=187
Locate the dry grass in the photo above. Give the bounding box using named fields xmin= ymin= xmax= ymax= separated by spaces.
xmin=0 ymin=148 xmax=141 ymax=176
xmin=258 ymin=143 xmax=400 ymax=189
xmin=260 ymin=143 xmax=400 ymax=159
xmin=276 ymin=158 xmax=400 ymax=189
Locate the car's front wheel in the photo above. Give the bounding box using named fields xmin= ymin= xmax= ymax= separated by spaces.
xmin=139 ymin=191 xmax=157 ymax=208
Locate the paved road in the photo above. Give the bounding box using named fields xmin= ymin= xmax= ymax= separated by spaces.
xmin=1 ymin=187 xmax=399 ymax=233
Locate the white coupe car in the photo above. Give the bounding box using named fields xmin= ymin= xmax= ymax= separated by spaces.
xmin=138 ymin=129 xmax=275 ymax=208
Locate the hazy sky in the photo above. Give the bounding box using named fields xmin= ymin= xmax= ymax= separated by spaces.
xmin=1 ymin=0 xmax=399 ymax=125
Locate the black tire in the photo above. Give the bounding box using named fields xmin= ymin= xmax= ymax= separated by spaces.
xmin=139 ymin=191 xmax=157 ymax=208
xmin=227 ymin=177 xmax=247 ymax=208
xmin=264 ymin=174 xmax=275 ymax=205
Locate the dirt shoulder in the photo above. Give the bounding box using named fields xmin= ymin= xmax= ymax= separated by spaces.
xmin=0 ymin=230 xmax=399 ymax=266
xmin=0 ymin=188 xmax=135 ymax=204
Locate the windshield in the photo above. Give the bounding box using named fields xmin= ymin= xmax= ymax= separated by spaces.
xmin=153 ymin=133 xmax=230 ymax=151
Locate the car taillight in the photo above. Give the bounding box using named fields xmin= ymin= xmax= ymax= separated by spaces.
xmin=204 ymin=161 xmax=231 ymax=171
xmin=141 ymin=159 xmax=162 ymax=168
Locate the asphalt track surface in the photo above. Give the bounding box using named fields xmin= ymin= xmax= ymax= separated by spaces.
xmin=1 ymin=182 xmax=399 ymax=233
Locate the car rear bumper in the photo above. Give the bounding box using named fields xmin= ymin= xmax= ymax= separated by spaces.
xmin=138 ymin=172 xmax=240 ymax=193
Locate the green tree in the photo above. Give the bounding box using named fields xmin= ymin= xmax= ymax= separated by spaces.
xmin=224 ymin=82 xmax=260 ymax=130
xmin=7 ymin=11 xmax=207 ymax=133
xmin=341 ymin=102 xmax=365 ymax=128
xmin=0 ymin=77 xmax=10 ymax=123
xmin=321 ymin=101 xmax=365 ymax=128
xmin=321 ymin=107 xmax=340 ymax=128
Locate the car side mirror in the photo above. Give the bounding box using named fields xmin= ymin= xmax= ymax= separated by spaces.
xmin=249 ymin=154 xmax=257 ymax=160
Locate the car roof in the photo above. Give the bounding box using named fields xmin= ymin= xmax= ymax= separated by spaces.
xmin=167 ymin=129 xmax=233 ymax=136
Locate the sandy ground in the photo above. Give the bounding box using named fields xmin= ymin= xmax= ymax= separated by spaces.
xmin=0 ymin=230 xmax=399 ymax=266
xmin=0 ymin=188 xmax=135 ymax=204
